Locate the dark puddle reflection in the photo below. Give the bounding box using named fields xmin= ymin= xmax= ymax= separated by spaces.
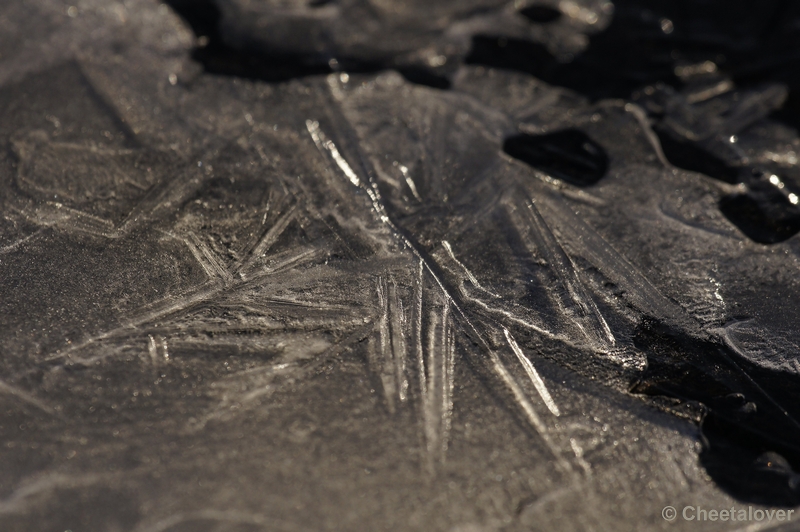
xmin=503 ymin=130 xmax=608 ymax=187
xmin=518 ymin=5 xmax=563 ymax=24
xmin=720 ymin=189 xmax=800 ymax=244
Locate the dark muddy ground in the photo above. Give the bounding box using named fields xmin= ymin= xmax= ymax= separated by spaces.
xmin=1 ymin=1 xmax=800 ymax=530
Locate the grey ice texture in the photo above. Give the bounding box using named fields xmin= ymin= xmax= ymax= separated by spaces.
xmin=1 ymin=0 xmax=800 ymax=531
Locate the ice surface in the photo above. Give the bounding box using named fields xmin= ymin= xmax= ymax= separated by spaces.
xmin=2 ymin=0 xmax=800 ymax=530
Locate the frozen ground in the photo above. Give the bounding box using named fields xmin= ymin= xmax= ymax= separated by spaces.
xmin=2 ymin=0 xmax=800 ymax=530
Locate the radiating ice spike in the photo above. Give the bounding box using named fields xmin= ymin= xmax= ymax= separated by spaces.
xmin=504 ymin=327 xmax=560 ymax=416
xmin=506 ymin=192 xmax=615 ymax=348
